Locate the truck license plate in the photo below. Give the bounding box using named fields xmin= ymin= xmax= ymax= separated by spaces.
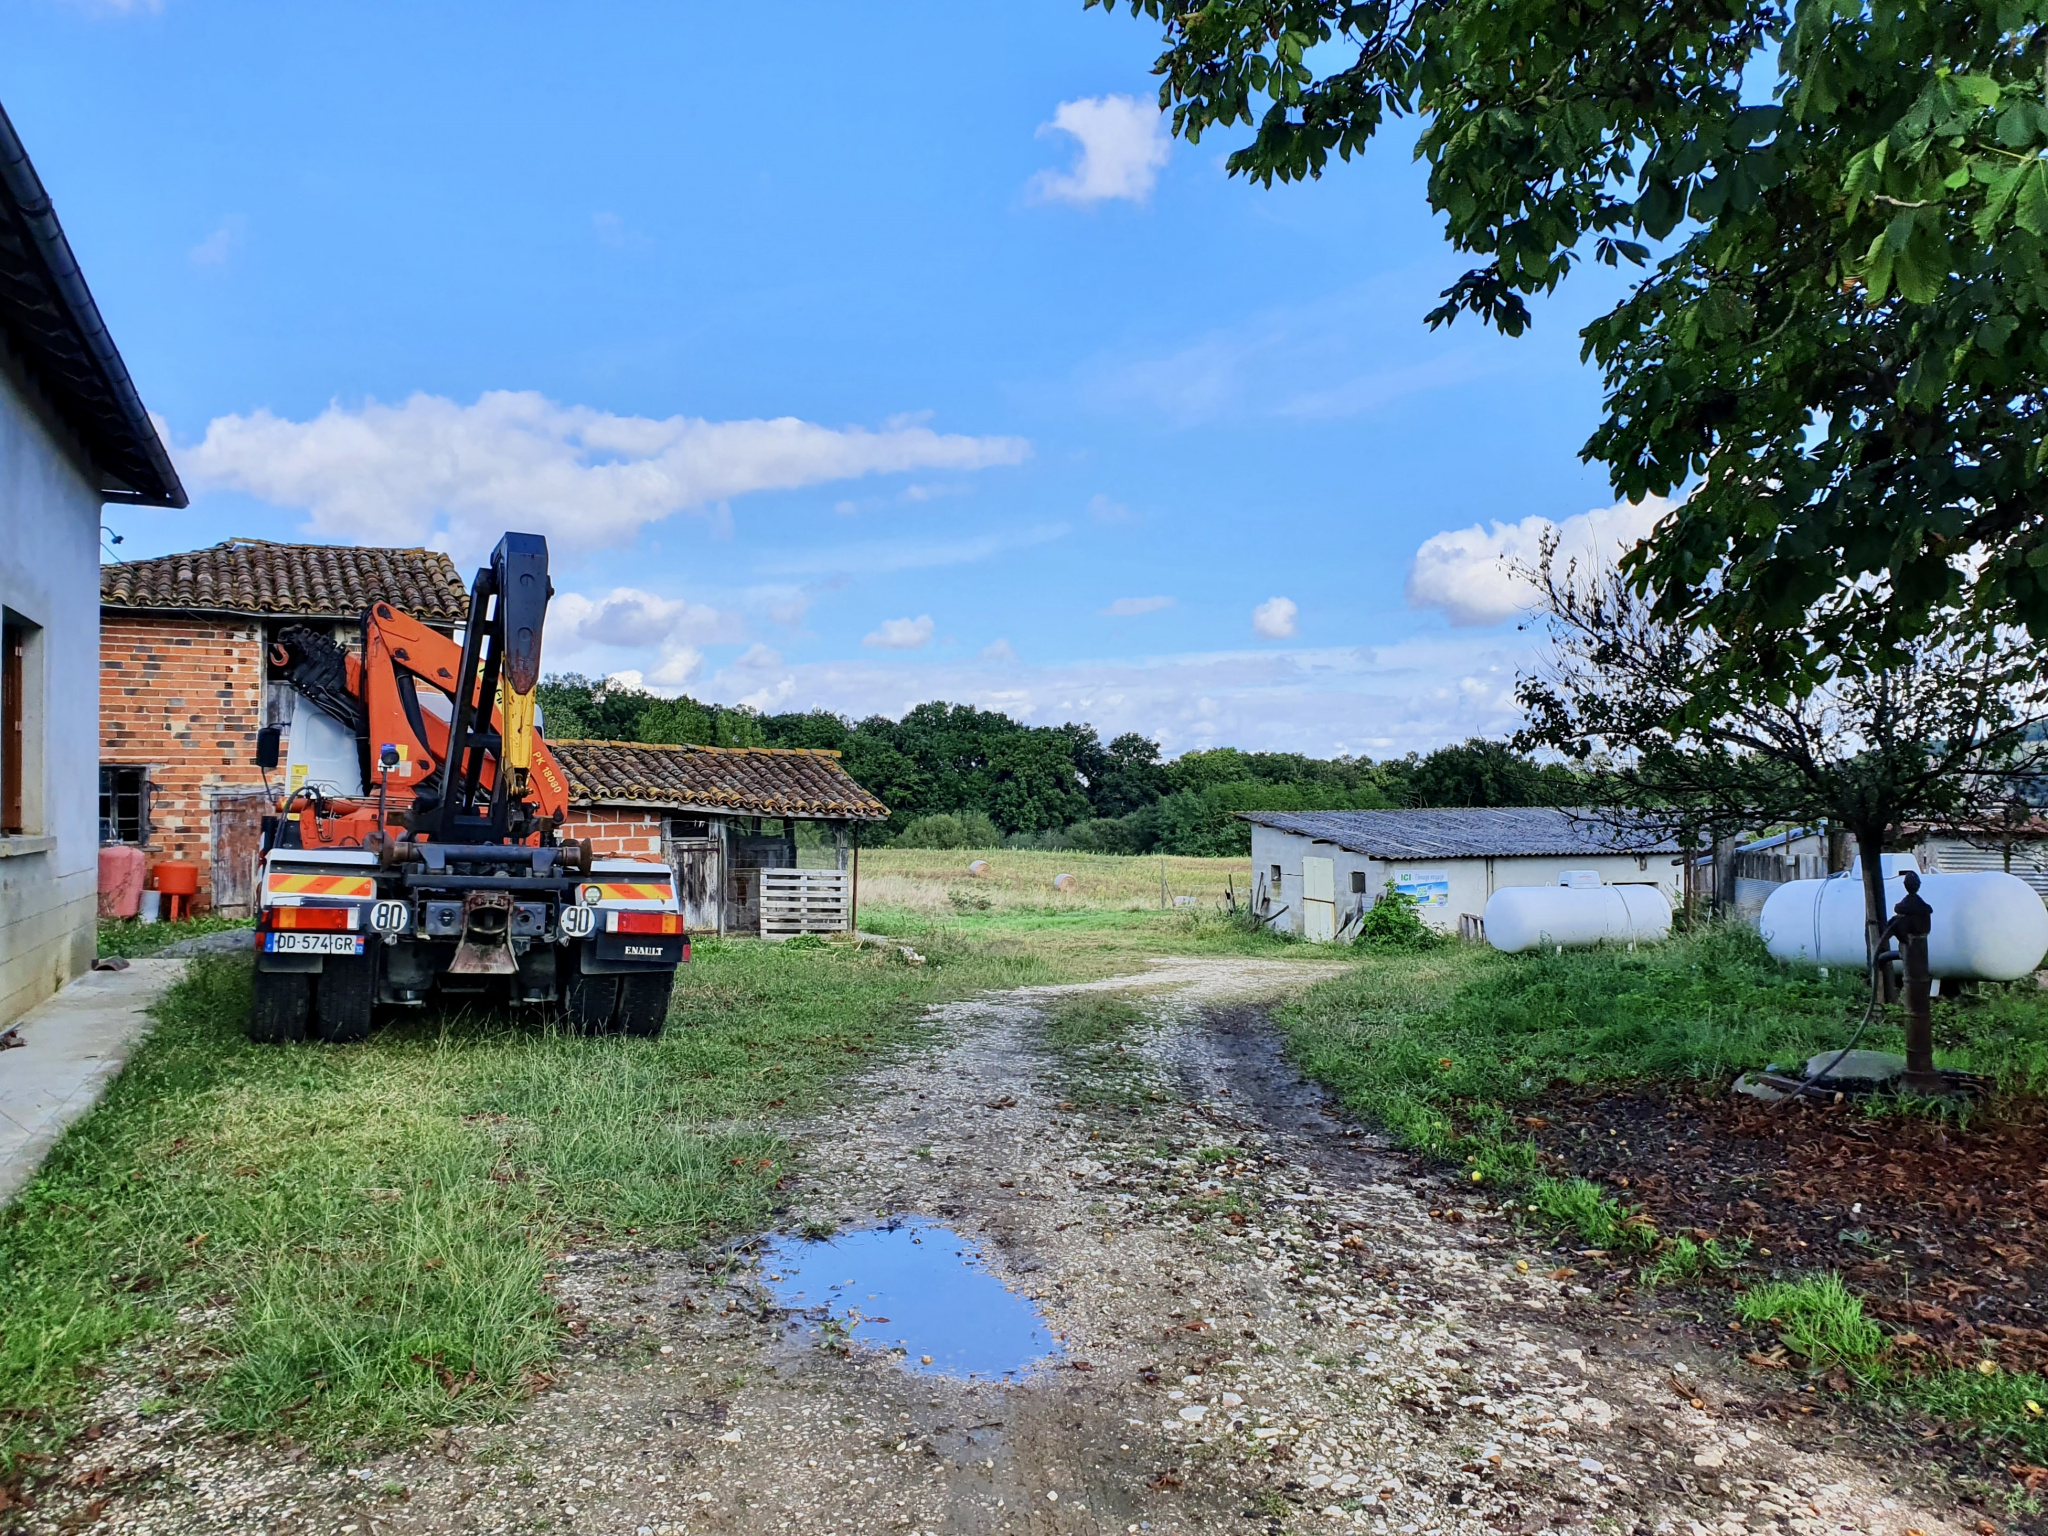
xmin=264 ymin=933 xmax=366 ymax=956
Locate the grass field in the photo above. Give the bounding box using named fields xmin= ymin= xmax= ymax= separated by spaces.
xmin=2 ymin=901 xmax=1308 ymax=1476
xmin=828 ymin=846 xmax=1253 ymax=920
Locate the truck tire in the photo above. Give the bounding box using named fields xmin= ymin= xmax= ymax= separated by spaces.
xmin=614 ymin=971 xmax=673 ymax=1038
xmin=312 ymin=952 xmax=378 ymax=1044
xmin=562 ymin=968 xmax=619 ymax=1035
xmin=249 ymin=970 xmax=310 ymax=1044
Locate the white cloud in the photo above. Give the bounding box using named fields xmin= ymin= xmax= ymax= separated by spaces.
xmin=181 ymin=390 xmax=1031 ymax=561
xmin=981 ymin=638 xmax=1019 ymax=663
xmin=547 ymin=587 xmax=739 ymax=652
xmin=1079 ymin=276 xmax=1509 ymax=428
xmin=189 ymin=216 xmax=244 ymax=267
xmin=690 ymin=634 xmax=1536 ymax=758
xmin=758 ymin=522 xmax=1068 ymax=578
xmin=1087 ymin=493 xmax=1137 ymax=523
xmin=1030 ymin=95 xmax=1172 ymax=206
xmin=1103 ymin=596 xmax=1173 ymax=617
xmin=1252 ymin=596 xmax=1298 ymax=640
xmin=1405 ymin=495 xmax=1675 ymax=628
xmin=863 ymin=615 xmax=935 ymax=650
xmin=733 ymin=643 xmax=784 ymax=670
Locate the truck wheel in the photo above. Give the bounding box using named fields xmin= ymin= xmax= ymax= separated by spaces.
xmin=614 ymin=971 xmax=673 ymax=1038
xmin=312 ymin=953 xmax=378 ymax=1044
xmin=249 ymin=970 xmax=310 ymax=1044
xmin=563 ymin=969 xmax=619 ymax=1035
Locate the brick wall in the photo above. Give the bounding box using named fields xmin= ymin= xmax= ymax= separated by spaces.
xmin=100 ymin=613 xmax=269 ymax=912
xmin=559 ymin=806 xmax=667 ymax=858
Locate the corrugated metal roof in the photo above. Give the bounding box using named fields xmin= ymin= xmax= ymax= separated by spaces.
xmin=549 ymin=739 xmax=888 ymax=821
xmin=1238 ymin=807 xmax=1683 ymax=860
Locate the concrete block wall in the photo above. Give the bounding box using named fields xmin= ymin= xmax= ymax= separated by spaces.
xmin=99 ymin=613 xmax=269 ymax=912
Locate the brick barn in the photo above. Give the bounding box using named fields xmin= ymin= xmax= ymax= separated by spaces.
xmin=98 ymin=540 xmax=467 ymax=913
xmin=548 ymin=739 xmax=887 ymax=936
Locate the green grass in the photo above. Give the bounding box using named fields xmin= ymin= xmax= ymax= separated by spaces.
xmin=1040 ymin=992 xmax=1158 ymax=1108
xmin=1525 ymin=1176 xmax=1658 ymax=1253
xmin=2 ymin=915 xmax=1299 ymax=1471
xmin=97 ymin=914 xmax=253 ymax=958
xmin=1276 ymin=923 xmax=2048 ymax=1192
xmin=1736 ymin=1274 xmax=1888 ymax=1379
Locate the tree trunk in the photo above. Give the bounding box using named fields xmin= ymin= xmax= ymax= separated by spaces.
xmin=1856 ymin=823 xmax=1896 ymax=1001
xmin=1713 ymin=834 xmax=1737 ymax=919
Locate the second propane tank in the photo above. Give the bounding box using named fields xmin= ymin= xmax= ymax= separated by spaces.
xmin=1758 ymin=869 xmax=2048 ymax=980
xmin=1485 ymin=878 xmax=1673 ymax=954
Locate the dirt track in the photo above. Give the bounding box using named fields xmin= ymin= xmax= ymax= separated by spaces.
xmin=31 ymin=955 xmax=1976 ymax=1536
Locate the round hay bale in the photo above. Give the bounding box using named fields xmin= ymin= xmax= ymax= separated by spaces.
xmin=967 ymin=860 xmax=990 ymax=877
xmin=1052 ymin=872 xmax=1078 ymax=892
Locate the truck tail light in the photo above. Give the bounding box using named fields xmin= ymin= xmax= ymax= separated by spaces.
xmin=268 ymin=906 xmax=353 ymax=932
xmin=610 ymin=911 xmax=681 ymax=935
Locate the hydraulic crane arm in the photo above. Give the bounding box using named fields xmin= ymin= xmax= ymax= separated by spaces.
xmin=266 ymin=532 xmax=570 ymax=842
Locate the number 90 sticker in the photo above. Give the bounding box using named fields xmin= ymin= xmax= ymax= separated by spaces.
xmin=559 ymin=904 xmax=597 ymax=939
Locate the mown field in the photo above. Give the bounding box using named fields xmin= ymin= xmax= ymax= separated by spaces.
xmin=824 ymin=846 xmax=1253 ymax=919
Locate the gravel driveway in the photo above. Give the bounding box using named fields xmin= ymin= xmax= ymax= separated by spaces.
xmin=30 ymin=955 xmax=1970 ymax=1536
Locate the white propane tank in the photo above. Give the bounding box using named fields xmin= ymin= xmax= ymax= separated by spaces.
xmin=1758 ymin=870 xmax=2048 ymax=980
xmin=1484 ymin=882 xmax=1673 ymax=954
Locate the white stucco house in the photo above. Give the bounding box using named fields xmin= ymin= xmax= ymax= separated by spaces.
xmin=0 ymin=101 xmax=187 ymax=1027
xmin=1240 ymin=808 xmax=1688 ymax=941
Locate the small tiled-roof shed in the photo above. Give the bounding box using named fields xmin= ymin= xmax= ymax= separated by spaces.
xmin=97 ymin=540 xmax=470 ymax=914
xmin=548 ymin=739 xmax=887 ymax=937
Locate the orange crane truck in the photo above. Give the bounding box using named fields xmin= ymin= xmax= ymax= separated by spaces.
xmin=248 ymin=532 xmax=685 ymax=1043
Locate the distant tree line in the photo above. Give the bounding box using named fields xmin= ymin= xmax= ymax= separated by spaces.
xmin=536 ymin=675 xmax=1590 ymax=855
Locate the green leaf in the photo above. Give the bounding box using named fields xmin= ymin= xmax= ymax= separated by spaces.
xmin=2015 ymin=160 xmax=2048 ymax=238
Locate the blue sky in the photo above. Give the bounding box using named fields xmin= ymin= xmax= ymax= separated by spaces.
xmin=9 ymin=0 xmax=1660 ymax=758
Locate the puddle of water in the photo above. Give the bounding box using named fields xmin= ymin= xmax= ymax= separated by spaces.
xmin=759 ymin=1220 xmax=1060 ymax=1379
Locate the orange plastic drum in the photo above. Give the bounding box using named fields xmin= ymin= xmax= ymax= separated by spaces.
xmin=151 ymin=861 xmax=200 ymax=895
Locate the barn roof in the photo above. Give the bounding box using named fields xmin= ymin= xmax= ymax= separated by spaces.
xmin=1238 ymin=807 xmax=1683 ymax=860
xmin=548 ymin=739 xmax=888 ymax=822
xmin=101 ymin=540 xmax=470 ymax=624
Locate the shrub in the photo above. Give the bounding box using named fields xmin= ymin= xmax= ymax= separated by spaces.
xmin=889 ymin=812 xmax=1002 ymax=849
xmin=1353 ymin=890 xmax=1446 ymax=951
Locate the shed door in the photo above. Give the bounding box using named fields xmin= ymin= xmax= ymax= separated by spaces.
xmin=210 ymin=790 xmax=271 ymax=915
xmin=1301 ymin=855 xmax=1337 ymax=943
xmin=670 ymin=839 xmax=721 ymax=932
xmin=725 ymin=833 xmax=793 ymax=935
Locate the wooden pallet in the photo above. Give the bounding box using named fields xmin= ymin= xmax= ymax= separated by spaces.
xmin=760 ymin=868 xmax=851 ymax=938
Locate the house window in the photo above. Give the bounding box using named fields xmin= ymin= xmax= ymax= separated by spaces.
xmin=670 ymin=817 xmax=710 ymax=839
xmin=100 ymin=766 xmax=152 ymax=845
xmin=1270 ymin=864 xmax=1282 ymax=886
xmin=1350 ymin=870 xmax=1367 ymax=895
xmin=2 ymin=617 xmax=29 ymax=836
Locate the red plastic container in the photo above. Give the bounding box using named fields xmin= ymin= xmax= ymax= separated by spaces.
xmin=98 ymin=845 xmax=146 ymax=919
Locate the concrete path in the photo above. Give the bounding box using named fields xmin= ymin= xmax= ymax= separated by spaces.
xmin=0 ymin=958 xmax=187 ymax=1206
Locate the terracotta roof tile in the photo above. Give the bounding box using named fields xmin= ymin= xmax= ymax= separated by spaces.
xmin=549 ymin=739 xmax=888 ymax=821
xmin=100 ymin=540 xmax=469 ymax=624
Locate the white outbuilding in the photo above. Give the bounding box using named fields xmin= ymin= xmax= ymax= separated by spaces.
xmin=1238 ymin=808 xmax=1687 ymax=942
